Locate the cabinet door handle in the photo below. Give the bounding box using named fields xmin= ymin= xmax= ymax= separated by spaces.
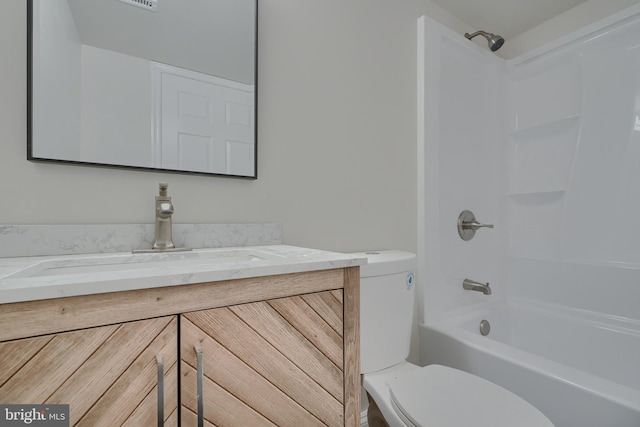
xmin=194 ymin=344 xmax=204 ymax=427
xmin=156 ymin=355 xmax=164 ymax=427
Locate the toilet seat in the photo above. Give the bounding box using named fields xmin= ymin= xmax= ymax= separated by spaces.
xmin=387 ymin=364 xmax=554 ymax=427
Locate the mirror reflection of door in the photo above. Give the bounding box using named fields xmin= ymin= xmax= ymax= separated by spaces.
xmin=155 ymin=64 xmax=255 ymax=176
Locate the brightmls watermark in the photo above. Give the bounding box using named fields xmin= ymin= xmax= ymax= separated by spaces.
xmin=0 ymin=405 xmax=69 ymax=426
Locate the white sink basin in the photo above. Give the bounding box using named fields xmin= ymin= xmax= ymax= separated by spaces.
xmin=0 ymin=245 xmax=367 ymax=305
xmin=6 ymin=248 xmax=284 ymax=279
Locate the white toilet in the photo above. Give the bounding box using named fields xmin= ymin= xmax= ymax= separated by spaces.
xmin=355 ymin=250 xmax=554 ymax=427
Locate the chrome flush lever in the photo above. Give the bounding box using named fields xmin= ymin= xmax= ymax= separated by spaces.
xmin=458 ymin=210 xmax=494 ymax=241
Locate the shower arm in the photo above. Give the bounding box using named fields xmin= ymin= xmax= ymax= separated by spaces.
xmin=464 ymin=30 xmax=504 ymax=52
xmin=464 ymin=30 xmax=491 ymax=40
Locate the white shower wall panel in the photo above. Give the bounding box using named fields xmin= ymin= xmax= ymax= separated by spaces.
xmin=506 ymin=193 xmax=565 ymax=260
xmin=507 ymin=52 xmax=582 ymax=132
xmin=565 ymin=41 xmax=639 ymax=262
xmin=506 ymin=7 xmax=640 ymax=322
xmin=420 ymin=6 xmax=640 ymax=324
xmin=507 ymin=117 xmax=579 ymax=195
xmin=418 ymin=16 xmax=506 ymax=322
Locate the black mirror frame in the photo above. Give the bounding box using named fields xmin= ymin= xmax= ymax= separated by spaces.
xmin=26 ymin=0 xmax=258 ymax=179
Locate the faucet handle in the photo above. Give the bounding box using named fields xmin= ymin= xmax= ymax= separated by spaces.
xmin=465 ymin=221 xmax=494 ymax=231
xmin=158 ymin=202 xmax=174 ymax=217
xmin=457 ymin=210 xmax=493 ymax=241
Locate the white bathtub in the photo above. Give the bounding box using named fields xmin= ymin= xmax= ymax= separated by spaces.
xmin=419 ymin=301 xmax=640 ymax=427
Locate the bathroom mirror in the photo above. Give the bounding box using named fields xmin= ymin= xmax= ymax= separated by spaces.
xmin=27 ymin=0 xmax=257 ymax=178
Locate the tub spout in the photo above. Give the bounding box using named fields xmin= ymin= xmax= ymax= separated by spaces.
xmin=463 ymin=278 xmax=491 ymax=295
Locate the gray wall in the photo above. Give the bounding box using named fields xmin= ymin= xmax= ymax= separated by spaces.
xmin=0 ymin=0 xmax=468 ymax=253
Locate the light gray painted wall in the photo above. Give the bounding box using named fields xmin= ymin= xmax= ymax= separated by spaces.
xmin=3 ymin=0 xmax=621 ymax=254
xmin=1 ymin=0 xmax=468 ymax=253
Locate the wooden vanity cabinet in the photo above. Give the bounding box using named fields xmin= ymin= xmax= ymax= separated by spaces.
xmin=181 ymin=290 xmax=347 ymax=426
xmin=0 ymin=267 xmax=360 ymax=427
xmin=0 ymin=316 xmax=179 ymax=426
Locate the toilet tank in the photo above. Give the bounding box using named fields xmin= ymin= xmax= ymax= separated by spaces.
xmin=353 ymin=250 xmax=416 ymax=374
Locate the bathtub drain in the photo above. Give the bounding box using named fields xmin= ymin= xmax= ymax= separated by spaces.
xmin=479 ymin=319 xmax=490 ymax=336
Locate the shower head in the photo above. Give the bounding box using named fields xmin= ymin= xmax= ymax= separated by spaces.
xmin=464 ymin=30 xmax=505 ymax=52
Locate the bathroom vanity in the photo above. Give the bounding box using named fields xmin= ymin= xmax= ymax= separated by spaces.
xmin=0 ymin=245 xmax=364 ymax=426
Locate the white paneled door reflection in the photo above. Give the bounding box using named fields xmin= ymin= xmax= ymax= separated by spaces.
xmin=155 ymin=64 xmax=255 ymax=176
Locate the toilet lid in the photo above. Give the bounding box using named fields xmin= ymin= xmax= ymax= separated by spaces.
xmin=388 ymin=365 xmax=554 ymax=427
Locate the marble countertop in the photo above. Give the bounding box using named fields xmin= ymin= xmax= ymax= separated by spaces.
xmin=0 ymin=245 xmax=367 ymax=304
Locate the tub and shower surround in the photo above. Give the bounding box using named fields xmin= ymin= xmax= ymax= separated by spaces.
xmin=505 ymin=9 xmax=640 ymax=321
xmin=418 ymin=6 xmax=640 ymax=427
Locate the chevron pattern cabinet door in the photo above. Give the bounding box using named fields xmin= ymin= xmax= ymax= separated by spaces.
xmin=0 ymin=316 xmax=178 ymax=426
xmin=181 ymin=290 xmax=345 ymax=427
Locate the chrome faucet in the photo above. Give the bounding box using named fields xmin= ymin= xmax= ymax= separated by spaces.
xmin=463 ymin=278 xmax=492 ymax=295
xmin=132 ymin=183 xmax=191 ymax=254
xmin=152 ymin=182 xmax=176 ymax=250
